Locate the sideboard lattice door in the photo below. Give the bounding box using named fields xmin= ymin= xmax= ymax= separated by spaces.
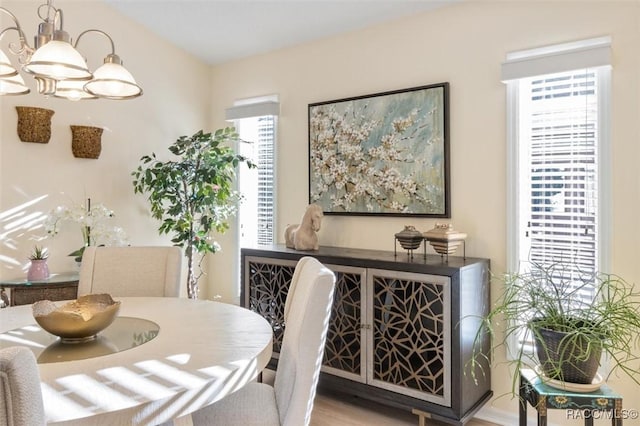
xmin=321 ymin=265 xmax=366 ymax=382
xmin=245 ymin=257 xmax=366 ymax=381
xmin=367 ymin=269 xmax=451 ymax=406
xmin=246 ymin=258 xmax=297 ymax=354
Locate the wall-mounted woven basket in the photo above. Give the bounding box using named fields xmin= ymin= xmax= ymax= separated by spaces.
xmin=16 ymin=106 xmax=55 ymax=144
xmin=71 ymin=125 xmax=103 ymax=159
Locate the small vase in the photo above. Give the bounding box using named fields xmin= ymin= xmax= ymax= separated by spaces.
xmin=395 ymin=225 xmax=423 ymax=250
xmin=27 ymin=259 xmax=50 ymax=281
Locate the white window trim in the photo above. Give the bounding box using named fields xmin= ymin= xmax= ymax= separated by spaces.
xmin=597 ymin=70 xmax=612 ymax=273
xmin=226 ymin=99 xmax=280 ymax=120
xmin=505 ymin=79 xmax=520 ymax=276
xmin=501 ymin=36 xmax=611 ymax=82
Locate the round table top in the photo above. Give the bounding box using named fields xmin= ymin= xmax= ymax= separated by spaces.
xmin=0 ymin=297 xmax=273 ymax=425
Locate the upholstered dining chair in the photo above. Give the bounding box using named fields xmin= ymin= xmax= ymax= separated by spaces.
xmin=191 ymin=256 xmax=336 ymax=426
xmin=78 ymin=246 xmax=182 ymax=297
xmin=0 ymin=346 xmax=45 ymax=426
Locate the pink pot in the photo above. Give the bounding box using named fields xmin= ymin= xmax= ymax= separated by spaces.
xmin=27 ymin=259 xmax=50 ymax=281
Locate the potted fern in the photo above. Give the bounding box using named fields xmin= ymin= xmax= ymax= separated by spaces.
xmin=469 ymin=260 xmax=640 ymax=393
xmin=132 ymin=128 xmax=254 ymax=299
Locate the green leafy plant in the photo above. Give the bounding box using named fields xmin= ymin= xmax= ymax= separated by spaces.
xmin=469 ymin=260 xmax=640 ymax=395
xmin=29 ymin=245 xmax=48 ymax=261
xmin=132 ymin=128 xmax=254 ymax=299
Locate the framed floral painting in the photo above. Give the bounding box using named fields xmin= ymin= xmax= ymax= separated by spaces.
xmin=308 ymin=82 xmax=450 ymax=217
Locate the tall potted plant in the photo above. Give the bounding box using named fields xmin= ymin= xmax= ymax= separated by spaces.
xmin=469 ymin=260 xmax=640 ymax=393
xmin=132 ymin=128 xmax=253 ymax=299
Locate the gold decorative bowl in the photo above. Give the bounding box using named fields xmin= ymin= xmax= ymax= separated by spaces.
xmin=33 ymin=294 xmax=121 ymax=343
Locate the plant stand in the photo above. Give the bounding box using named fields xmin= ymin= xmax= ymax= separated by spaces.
xmin=519 ymin=368 xmax=623 ymax=426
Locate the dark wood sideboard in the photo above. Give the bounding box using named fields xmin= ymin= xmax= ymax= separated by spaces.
xmin=240 ymin=244 xmax=492 ymax=426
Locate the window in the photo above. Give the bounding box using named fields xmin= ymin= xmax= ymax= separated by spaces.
xmin=236 ymin=115 xmax=276 ymax=246
xmin=226 ymin=96 xmax=279 ymax=250
xmin=504 ymin=38 xmax=611 ymax=351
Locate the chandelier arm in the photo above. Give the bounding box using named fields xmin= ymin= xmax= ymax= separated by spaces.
xmin=37 ymin=1 xmax=60 ymax=27
xmin=74 ymin=29 xmax=116 ymax=56
xmin=0 ymin=26 xmax=21 ymax=41
xmin=37 ymin=1 xmax=55 ymax=21
xmin=0 ymin=8 xmax=34 ymax=60
xmin=0 ymin=7 xmax=23 ymax=29
xmin=54 ymin=8 xmax=63 ymax=31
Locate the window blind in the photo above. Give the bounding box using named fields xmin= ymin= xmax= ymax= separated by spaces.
xmin=522 ymin=69 xmax=599 ymax=292
xmin=254 ymin=116 xmax=275 ymax=245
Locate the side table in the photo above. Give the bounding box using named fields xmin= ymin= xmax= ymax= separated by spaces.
xmin=0 ymin=273 xmax=79 ymax=307
xmin=519 ymin=368 xmax=623 ymax=426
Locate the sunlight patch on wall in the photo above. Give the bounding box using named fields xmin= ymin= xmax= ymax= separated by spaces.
xmin=0 ymin=195 xmax=49 ymax=270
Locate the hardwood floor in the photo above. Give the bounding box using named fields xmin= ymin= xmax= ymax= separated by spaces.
xmin=310 ymin=389 xmax=499 ymax=426
xmin=264 ymin=369 xmax=498 ymax=426
xmin=310 ymin=390 xmax=414 ymax=425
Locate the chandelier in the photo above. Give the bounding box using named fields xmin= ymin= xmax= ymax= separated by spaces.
xmin=0 ymin=1 xmax=142 ymax=100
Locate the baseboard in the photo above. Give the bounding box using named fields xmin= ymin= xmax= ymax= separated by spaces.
xmin=475 ymin=405 xmax=563 ymax=426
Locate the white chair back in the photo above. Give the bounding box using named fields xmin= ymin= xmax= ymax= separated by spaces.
xmin=274 ymin=256 xmax=336 ymax=426
xmin=78 ymin=246 xmax=182 ymax=297
xmin=0 ymin=346 xmax=45 ymax=426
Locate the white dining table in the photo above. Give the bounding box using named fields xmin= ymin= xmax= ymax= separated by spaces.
xmin=0 ymin=297 xmax=273 ymax=425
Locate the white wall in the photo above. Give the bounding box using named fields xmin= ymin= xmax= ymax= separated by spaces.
xmin=207 ymin=1 xmax=640 ymax=422
xmin=0 ymin=0 xmax=212 ymax=296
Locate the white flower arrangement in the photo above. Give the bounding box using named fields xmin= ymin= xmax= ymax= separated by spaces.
xmin=44 ymin=198 xmax=129 ymax=261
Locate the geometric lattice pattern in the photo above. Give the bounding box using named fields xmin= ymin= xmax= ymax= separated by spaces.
xmin=323 ymin=270 xmax=362 ymax=375
xmin=247 ymin=259 xmax=363 ymax=376
xmin=248 ymin=260 xmax=295 ymax=353
xmin=372 ymin=274 xmax=446 ymax=397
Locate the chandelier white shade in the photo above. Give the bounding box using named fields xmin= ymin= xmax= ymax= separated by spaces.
xmin=0 ymin=1 xmax=142 ymax=100
xmin=0 ymin=50 xmax=19 ymax=77
xmin=0 ymin=73 xmax=30 ymax=95
xmin=23 ymin=40 xmax=92 ymax=81
xmin=84 ymin=54 xmax=143 ymax=100
xmin=54 ymin=79 xmax=96 ymax=100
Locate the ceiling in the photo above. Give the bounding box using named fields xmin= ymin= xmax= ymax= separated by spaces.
xmin=103 ymin=0 xmax=455 ymax=65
